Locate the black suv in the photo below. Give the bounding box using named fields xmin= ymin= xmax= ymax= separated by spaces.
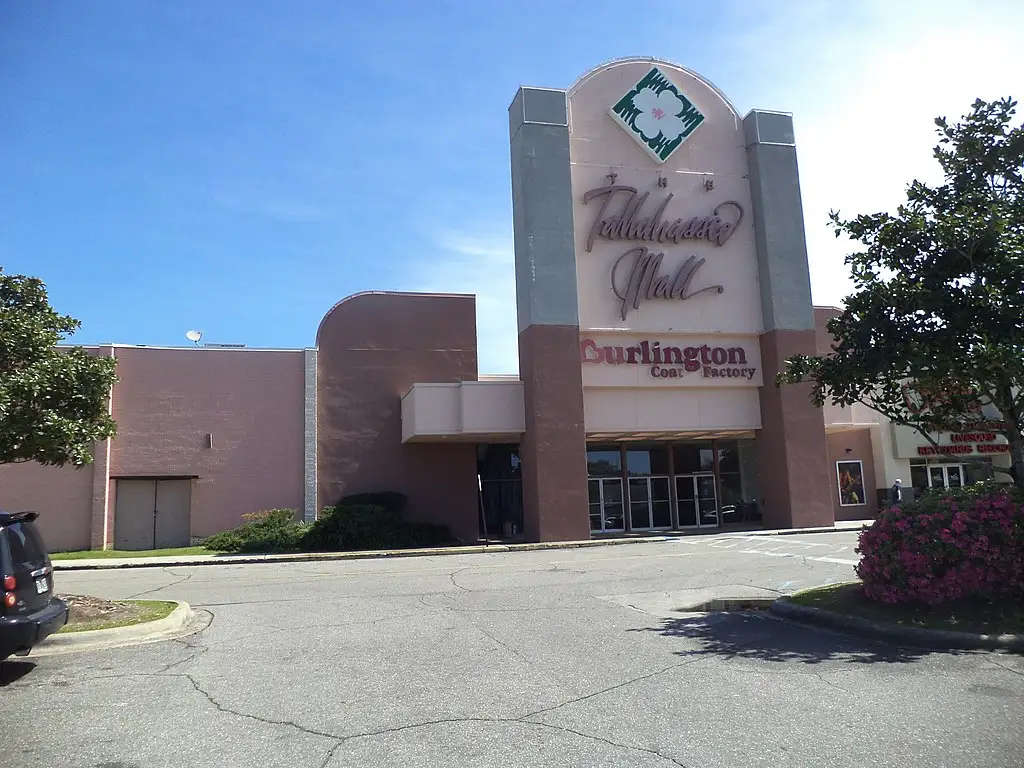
xmin=0 ymin=511 xmax=68 ymax=660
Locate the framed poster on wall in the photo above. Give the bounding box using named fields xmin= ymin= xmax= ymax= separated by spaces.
xmin=836 ymin=460 xmax=866 ymax=506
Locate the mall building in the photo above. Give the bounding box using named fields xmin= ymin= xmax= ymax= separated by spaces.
xmin=0 ymin=58 xmax=1011 ymax=552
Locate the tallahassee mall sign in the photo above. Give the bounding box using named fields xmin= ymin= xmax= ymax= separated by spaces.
xmin=580 ymin=338 xmax=758 ymax=381
xmin=582 ymin=184 xmax=744 ymax=321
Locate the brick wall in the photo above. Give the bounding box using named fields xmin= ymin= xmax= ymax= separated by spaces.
xmin=109 ymin=347 xmax=306 ymax=538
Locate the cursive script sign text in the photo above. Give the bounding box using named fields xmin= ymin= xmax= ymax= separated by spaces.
xmin=611 ymin=247 xmax=722 ymax=321
xmin=583 ymin=184 xmax=743 ymax=253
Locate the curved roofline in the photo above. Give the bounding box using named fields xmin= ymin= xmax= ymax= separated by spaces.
xmin=316 ymin=290 xmax=475 ymax=343
xmin=568 ymin=56 xmax=740 ymax=120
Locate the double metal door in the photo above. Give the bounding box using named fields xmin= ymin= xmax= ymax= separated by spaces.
xmin=675 ymin=473 xmax=719 ymax=528
xmin=928 ymin=464 xmax=963 ymax=489
xmin=588 ymin=478 xmax=624 ymax=532
xmin=627 ymin=476 xmax=672 ymax=530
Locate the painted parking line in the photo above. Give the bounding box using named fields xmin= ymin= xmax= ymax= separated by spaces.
xmin=730 ymin=548 xmax=858 ymax=566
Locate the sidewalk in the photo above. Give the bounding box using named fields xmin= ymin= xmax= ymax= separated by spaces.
xmin=52 ymin=520 xmax=870 ymax=571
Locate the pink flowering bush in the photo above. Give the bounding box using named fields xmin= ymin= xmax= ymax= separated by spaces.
xmin=855 ymin=484 xmax=1024 ymax=605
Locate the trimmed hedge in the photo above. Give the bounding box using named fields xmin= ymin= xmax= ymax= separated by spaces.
xmin=300 ymin=503 xmax=451 ymax=552
xmin=202 ymin=509 xmax=306 ymax=554
xmin=202 ymin=493 xmax=453 ymax=554
xmin=336 ymin=491 xmax=408 ymax=515
xmin=856 ymin=482 xmax=1024 ymax=605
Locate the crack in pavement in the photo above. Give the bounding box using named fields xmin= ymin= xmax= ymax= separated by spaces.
xmin=332 ymin=716 xmax=689 ymax=767
xmin=179 ymin=673 xmax=688 ymax=766
xmin=127 ymin=568 xmax=194 ymax=599
xmin=470 ymin=622 xmax=533 ymax=665
xmin=183 ymin=673 xmax=342 ymax=741
xmin=448 ymin=568 xmax=472 ymax=592
xmin=319 ymin=739 xmax=344 ymax=768
xmin=522 ymin=656 xmax=707 ymax=720
xmin=158 ymin=609 xmax=215 ymax=673
xmin=809 ymin=667 xmax=851 ymax=695
xmin=986 ymin=658 xmax=1024 ymax=678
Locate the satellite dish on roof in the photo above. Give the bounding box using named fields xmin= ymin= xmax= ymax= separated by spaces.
xmin=185 ymin=330 xmax=203 ymax=345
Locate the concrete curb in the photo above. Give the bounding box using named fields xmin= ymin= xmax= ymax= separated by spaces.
xmin=52 ymin=536 xmax=676 ymax=571
xmin=771 ymin=597 xmax=1024 ymax=652
xmin=32 ymin=601 xmax=195 ymax=656
xmin=51 ymin=523 xmax=868 ymax=571
xmin=735 ymin=522 xmax=871 ymax=537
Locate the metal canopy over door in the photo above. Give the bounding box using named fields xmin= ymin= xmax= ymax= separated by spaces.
xmin=114 ymin=479 xmax=192 ymax=550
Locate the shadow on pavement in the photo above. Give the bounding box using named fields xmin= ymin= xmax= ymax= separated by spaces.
xmin=633 ymin=612 xmax=971 ymax=665
xmin=0 ymin=660 xmax=36 ymax=686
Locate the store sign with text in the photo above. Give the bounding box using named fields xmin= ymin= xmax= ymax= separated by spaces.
xmin=581 ymin=183 xmax=743 ymax=321
xmin=580 ymin=336 xmax=761 ymax=387
xmin=892 ymin=425 xmax=1009 ymax=460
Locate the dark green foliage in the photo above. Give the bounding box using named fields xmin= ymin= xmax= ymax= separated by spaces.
xmin=335 ymin=491 xmax=408 ymax=515
xmin=300 ymin=504 xmax=452 ymax=552
xmin=202 ymin=509 xmax=305 ymax=553
xmin=202 ymin=496 xmax=452 ymax=554
xmin=778 ymin=97 xmax=1024 ymax=487
xmin=0 ymin=269 xmax=118 ymax=466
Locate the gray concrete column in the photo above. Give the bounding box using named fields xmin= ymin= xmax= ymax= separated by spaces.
xmin=303 ymin=348 xmax=318 ymax=523
xmin=509 ymin=87 xmax=590 ymax=542
xmin=744 ymin=110 xmax=833 ymax=528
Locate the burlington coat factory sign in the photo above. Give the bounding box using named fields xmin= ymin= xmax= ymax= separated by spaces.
xmin=580 ymin=336 xmax=762 ymax=388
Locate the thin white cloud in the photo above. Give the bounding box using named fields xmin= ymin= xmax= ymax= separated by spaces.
xmin=723 ymin=0 xmax=1024 ymax=307
xmin=408 ymin=1 xmax=1024 ymax=371
xmin=407 ymin=227 xmax=519 ymax=375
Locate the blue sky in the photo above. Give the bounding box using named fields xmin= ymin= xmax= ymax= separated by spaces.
xmin=3 ymin=0 xmax=1022 ymax=373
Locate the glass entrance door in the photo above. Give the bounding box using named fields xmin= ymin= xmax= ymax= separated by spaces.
xmin=675 ymin=474 xmax=719 ymax=528
xmin=627 ymin=476 xmax=672 ymax=530
xmin=928 ymin=464 xmax=963 ymax=489
xmin=588 ymin=477 xmax=624 ymax=533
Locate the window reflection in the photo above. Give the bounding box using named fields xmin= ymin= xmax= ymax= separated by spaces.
xmin=586 ymin=446 xmax=621 ymax=477
xmin=672 ymin=442 xmax=714 ymax=473
xmin=626 ymin=445 xmax=670 ymax=476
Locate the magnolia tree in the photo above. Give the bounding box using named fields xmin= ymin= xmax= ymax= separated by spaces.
xmin=780 ymin=97 xmax=1024 ymax=488
xmin=0 ymin=269 xmax=118 ymax=466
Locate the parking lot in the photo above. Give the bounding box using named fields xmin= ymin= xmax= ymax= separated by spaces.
xmin=4 ymin=531 xmax=1023 ymax=768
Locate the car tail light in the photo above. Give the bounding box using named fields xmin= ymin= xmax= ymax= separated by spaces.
xmin=3 ymin=592 xmax=15 ymax=608
xmin=2 ymin=575 xmax=14 ymax=591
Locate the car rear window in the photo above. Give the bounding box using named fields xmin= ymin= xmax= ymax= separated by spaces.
xmin=5 ymin=522 xmax=47 ymax=569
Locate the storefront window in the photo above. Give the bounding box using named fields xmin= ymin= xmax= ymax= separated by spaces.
xmin=586 ymin=446 xmax=621 ymax=477
xmin=910 ymin=463 xmax=928 ymax=497
xmin=717 ymin=442 xmax=740 ymax=473
xmin=672 ymin=442 xmax=714 ymax=474
xmin=910 ymin=460 xmax=995 ymax=495
xmin=964 ymin=461 xmax=994 ymax=485
xmin=625 ymin=445 xmax=670 ymax=476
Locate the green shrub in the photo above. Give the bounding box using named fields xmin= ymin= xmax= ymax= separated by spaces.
xmin=203 ymin=509 xmax=306 ymax=553
xmin=300 ymin=503 xmax=452 ymax=552
xmin=335 ymin=491 xmax=408 ymax=515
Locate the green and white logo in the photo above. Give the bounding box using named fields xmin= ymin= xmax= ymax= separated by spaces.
xmin=610 ymin=67 xmax=705 ymax=164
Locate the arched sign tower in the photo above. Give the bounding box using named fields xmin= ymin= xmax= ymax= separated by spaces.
xmin=509 ymin=57 xmax=832 ymax=540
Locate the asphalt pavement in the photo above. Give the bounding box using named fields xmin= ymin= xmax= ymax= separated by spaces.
xmin=4 ymin=531 xmax=1022 ymax=767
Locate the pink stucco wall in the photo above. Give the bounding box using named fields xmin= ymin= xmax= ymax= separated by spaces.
xmin=109 ymin=347 xmax=305 ymax=538
xmin=0 ymin=462 xmax=95 ymax=552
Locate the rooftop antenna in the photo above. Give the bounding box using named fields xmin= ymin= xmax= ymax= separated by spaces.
xmin=185 ymin=330 xmax=203 ymax=346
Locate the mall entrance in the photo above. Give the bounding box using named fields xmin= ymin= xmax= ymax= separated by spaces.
xmin=586 ymin=439 xmax=758 ymax=534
